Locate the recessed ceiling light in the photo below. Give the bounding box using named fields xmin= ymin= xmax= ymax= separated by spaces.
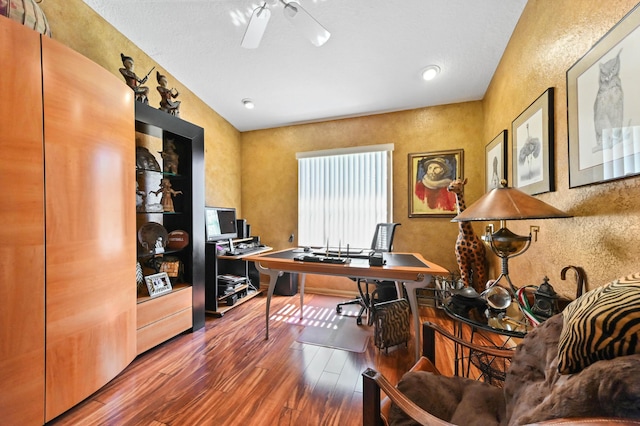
xmin=421 ymin=65 xmax=441 ymax=81
xmin=242 ymin=98 xmax=255 ymax=109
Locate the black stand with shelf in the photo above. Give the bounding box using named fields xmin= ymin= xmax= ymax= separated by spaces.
xmin=205 ymin=237 xmax=271 ymax=317
xmin=135 ymin=102 xmax=205 ymax=332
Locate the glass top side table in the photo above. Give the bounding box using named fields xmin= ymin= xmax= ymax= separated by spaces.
xmin=442 ymin=296 xmax=530 ymax=384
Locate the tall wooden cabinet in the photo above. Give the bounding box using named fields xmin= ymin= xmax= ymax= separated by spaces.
xmin=42 ymin=32 xmax=137 ymax=422
xmin=1 ymin=16 xmax=137 ymax=424
xmin=0 ymin=16 xmax=46 ymax=426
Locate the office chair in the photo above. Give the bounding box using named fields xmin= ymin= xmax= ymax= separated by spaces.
xmin=336 ymin=223 xmax=401 ymax=325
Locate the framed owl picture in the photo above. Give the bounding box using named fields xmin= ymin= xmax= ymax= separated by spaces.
xmin=568 ymin=3 xmax=640 ymax=188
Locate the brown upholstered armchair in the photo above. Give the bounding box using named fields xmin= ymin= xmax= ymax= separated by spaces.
xmin=363 ymin=315 xmax=640 ymax=425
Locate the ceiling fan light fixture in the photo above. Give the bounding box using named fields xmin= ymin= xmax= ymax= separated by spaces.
xmin=283 ymin=2 xmax=298 ymax=17
xmin=421 ymin=65 xmax=441 ymax=81
xmin=282 ymin=1 xmax=331 ymax=47
xmin=242 ymin=0 xmax=330 ymax=48
xmin=242 ymin=98 xmax=255 ymax=109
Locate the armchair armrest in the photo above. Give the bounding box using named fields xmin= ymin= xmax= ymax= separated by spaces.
xmin=362 ymin=366 xmax=452 ymax=426
xmin=362 ymin=321 xmax=516 ymax=425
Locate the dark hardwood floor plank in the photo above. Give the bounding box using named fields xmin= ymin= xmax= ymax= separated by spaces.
xmin=152 ymin=386 xmax=225 ymax=425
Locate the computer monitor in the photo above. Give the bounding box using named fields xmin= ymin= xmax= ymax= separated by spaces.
xmin=205 ymin=206 xmax=238 ymax=242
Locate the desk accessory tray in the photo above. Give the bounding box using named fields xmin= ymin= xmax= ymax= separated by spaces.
xmin=294 ymin=255 xmax=349 ymax=264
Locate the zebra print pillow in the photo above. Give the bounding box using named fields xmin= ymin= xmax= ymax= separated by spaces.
xmin=557 ymin=272 xmax=640 ymax=375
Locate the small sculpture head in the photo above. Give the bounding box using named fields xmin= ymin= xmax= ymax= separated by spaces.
xmin=447 ymin=177 xmax=468 ymax=195
xmin=120 ymin=53 xmax=134 ymax=69
xmin=157 ymin=71 xmax=168 ymax=87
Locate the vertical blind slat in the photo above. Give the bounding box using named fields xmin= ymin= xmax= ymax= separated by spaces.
xmin=298 ymin=149 xmax=391 ymax=248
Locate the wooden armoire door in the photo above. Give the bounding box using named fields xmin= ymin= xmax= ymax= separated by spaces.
xmin=42 ymin=36 xmax=137 ymax=420
xmin=0 ymin=16 xmax=46 ymax=426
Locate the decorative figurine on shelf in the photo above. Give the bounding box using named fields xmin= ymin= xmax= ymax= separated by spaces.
xmin=137 ymin=222 xmax=168 ymax=253
xmin=154 ymin=236 xmax=165 ymax=254
xmin=136 ymin=145 xmax=161 ymax=171
xmin=136 ymin=181 xmax=148 ymax=212
xmin=160 ymin=140 xmax=179 ymax=174
xmin=119 ymin=53 xmax=154 ymax=104
xmin=156 ymin=71 xmax=181 ymax=116
xmin=144 ymin=180 xmax=164 ymax=212
xmin=150 ymin=178 xmax=182 ymax=212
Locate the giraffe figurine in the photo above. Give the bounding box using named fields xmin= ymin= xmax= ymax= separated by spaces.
xmin=447 ymin=178 xmax=487 ymax=292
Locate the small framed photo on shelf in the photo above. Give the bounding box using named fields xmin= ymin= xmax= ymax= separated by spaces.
xmin=485 ymin=130 xmax=507 ymax=192
xmin=512 ymin=87 xmax=555 ymax=195
xmin=144 ymin=272 xmax=173 ymax=298
xmin=567 ymin=4 xmax=640 ymax=188
xmin=408 ymin=149 xmax=464 ymax=218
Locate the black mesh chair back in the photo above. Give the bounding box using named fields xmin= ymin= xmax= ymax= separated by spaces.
xmin=371 ymin=223 xmax=400 ymax=252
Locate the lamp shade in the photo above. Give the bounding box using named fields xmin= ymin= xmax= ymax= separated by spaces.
xmin=452 ymin=185 xmax=571 ymax=222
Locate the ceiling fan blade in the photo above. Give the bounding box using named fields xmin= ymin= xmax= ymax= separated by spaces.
xmin=282 ymin=1 xmax=330 ymax=47
xmin=241 ymin=4 xmax=271 ymax=49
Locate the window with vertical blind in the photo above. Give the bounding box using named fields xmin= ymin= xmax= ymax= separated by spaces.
xmin=297 ymin=144 xmax=394 ymax=248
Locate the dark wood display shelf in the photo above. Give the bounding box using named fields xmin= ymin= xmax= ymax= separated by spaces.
xmin=135 ymin=102 xmax=205 ymax=332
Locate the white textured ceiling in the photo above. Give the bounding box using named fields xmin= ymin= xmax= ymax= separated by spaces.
xmin=82 ymin=0 xmax=527 ymax=132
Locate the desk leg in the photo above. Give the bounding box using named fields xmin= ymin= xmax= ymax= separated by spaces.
xmin=394 ymin=281 xmax=403 ymax=301
xmin=299 ymin=273 xmax=306 ymax=320
xmin=404 ymin=275 xmax=432 ymax=362
xmin=255 ymin=263 xmax=281 ymax=340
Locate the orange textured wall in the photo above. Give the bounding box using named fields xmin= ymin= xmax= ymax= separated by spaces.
xmin=483 ymin=0 xmax=640 ymax=297
xmin=241 ymin=102 xmax=485 ymax=288
xmin=40 ymin=0 xmax=243 ymax=211
xmin=40 ymin=0 xmax=640 ymax=298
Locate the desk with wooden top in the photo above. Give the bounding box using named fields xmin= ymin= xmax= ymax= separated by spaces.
xmin=245 ymin=248 xmax=448 ymax=361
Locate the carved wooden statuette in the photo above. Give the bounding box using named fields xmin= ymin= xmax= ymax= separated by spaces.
xmin=119 ymin=53 xmax=153 ymax=104
xmin=160 ymin=140 xmax=179 ymax=174
xmin=150 ymin=178 xmax=182 ymax=212
xmin=156 ymin=71 xmax=181 ymax=116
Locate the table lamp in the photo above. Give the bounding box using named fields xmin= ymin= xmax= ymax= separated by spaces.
xmin=452 ymin=180 xmax=571 ymax=297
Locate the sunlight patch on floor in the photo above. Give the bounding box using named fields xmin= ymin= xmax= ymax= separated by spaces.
xmin=271 ymin=303 xmax=362 ymax=329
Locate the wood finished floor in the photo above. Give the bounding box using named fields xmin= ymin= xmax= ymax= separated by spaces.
xmin=47 ymin=293 xmax=470 ymax=426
